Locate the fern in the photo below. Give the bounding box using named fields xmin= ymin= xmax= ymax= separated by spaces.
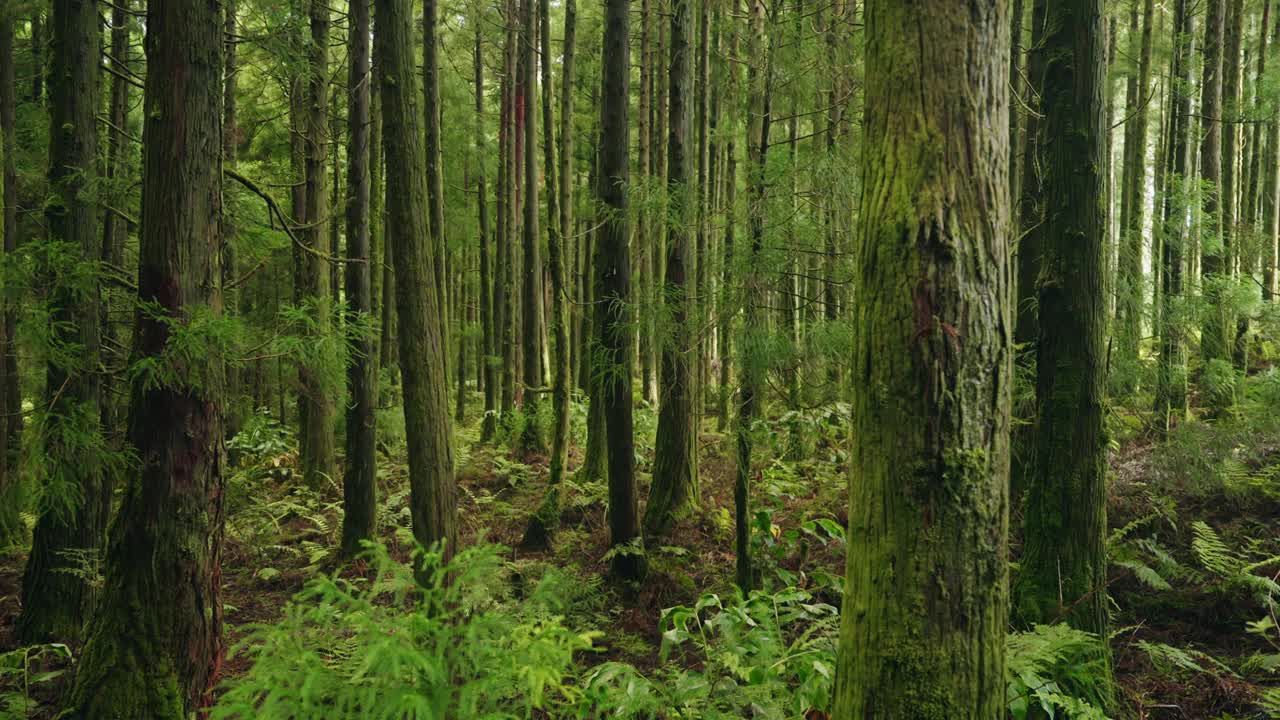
xmin=1006 ymin=624 xmax=1111 ymax=720
xmin=213 ymin=542 xmax=598 ymax=719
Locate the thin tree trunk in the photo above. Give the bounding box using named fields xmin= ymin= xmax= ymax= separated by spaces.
xmin=299 ymin=0 xmax=337 ymax=490
xmin=600 ymin=0 xmax=644 ymax=583
xmin=341 ymin=0 xmax=377 ymax=558
xmin=519 ymin=0 xmax=546 ymax=450
xmin=1200 ymin=0 xmax=1231 ymax=395
xmin=19 ymin=0 xmax=106 ymax=645
xmin=478 ymin=24 xmax=499 ymax=441
xmin=736 ymin=0 xmax=769 ymax=593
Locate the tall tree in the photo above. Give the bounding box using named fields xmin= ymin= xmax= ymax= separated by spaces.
xmin=599 ymin=0 xmax=645 ymax=583
xmin=520 ymin=0 xmax=546 ymax=449
xmin=0 ymin=0 xmax=17 ymax=521
xmin=298 ymin=0 xmax=337 ymax=490
xmin=1117 ymin=0 xmax=1154 ymax=391
xmin=18 ymin=0 xmax=106 ymax=644
xmin=1014 ymin=0 xmax=1112 ymax=677
xmin=1154 ymin=0 xmax=1193 ymax=428
xmin=341 ymin=0 xmax=377 ymax=558
xmin=1264 ymin=7 xmax=1280 ymax=302
xmin=833 ymin=0 xmax=1012 ymax=713
xmin=1222 ymin=0 xmax=1245 ymax=368
xmin=424 ymin=0 xmax=448 ymax=358
xmin=376 ymin=0 xmax=458 ymax=560
xmin=477 ymin=22 xmax=498 ymax=441
xmin=1199 ymin=0 xmax=1231 ymax=404
xmin=522 ymin=0 xmax=573 ymax=548
xmin=645 ymin=0 xmax=698 ymax=538
xmin=101 ymin=0 xmax=133 ymax=434
xmin=735 ymin=0 xmax=768 ymax=593
xmin=68 ymin=0 xmax=226 ymax=711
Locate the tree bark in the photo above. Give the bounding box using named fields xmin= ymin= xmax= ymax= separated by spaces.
xmin=1014 ymin=0 xmax=1112 ymax=686
xmin=376 ymin=0 xmax=458 ymax=563
xmin=19 ymin=0 xmax=107 ymax=645
xmin=299 ymin=0 xmax=337 ymax=490
xmin=646 ymin=0 xmax=698 ymax=538
xmin=599 ymin=0 xmax=645 ymax=583
xmin=69 ymin=0 xmax=226 ymax=711
xmin=341 ymin=0 xmax=377 ymax=558
xmin=1154 ymin=0 xmax=1193 ymax=427
xmin=833 ymin=1 xmax=1012 ymax=714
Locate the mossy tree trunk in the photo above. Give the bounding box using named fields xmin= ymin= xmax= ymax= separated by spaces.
xmin=376 ymin=0 xmax=458 ymax=562
xmin=68 ymin=0 xmax=226 ymax=712
xmin=1154 ymin=0 xmax=1193 ymax=429
xmin=599 ymin=0 xmax=645 ymax=584
xmin=298 ymin=0 xmax=337 ymax=491
xmin=735 ymin=0 xmax=769 ymax=594
xmin=0 ymin=0 xmax=18 ymax=541
xmin=646 ymin=0 xmax=698 ymax=538
xmin=1013 ymin=0 xmax=1111 ymax=677
xmin=1117 ymin=0 xmax=1153 ymax=393
xmin=341 ymin=0 xmax=377 ymax=559
xmin=832 ymin=0 xmax=1012 ymax=715
xmin=1199 ymin=0 xmax=1231 ymax=408
xmin=19 ymin=0 xmax=107 ymax=645
xmin=477 ymin=25 xmax=499 ymax=441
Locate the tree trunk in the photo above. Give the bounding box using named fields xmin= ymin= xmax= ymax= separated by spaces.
xmin=376 ymin=0 xmax=458 ymax=563
xmin=599 ymin=0 xmax=645 ymax=584
xmin=1154 ymin=0 xmax=1192 ymax=430
xmin=424 ymin=0 xmax=449 ymax=380
xmin=833 ymin=1 xmax=1012 ymax=714
xmin=100 ymin=0 xmax=133 ymax=437
xmin=299 ymin=0 xmax=337 ymax=490
xmin=735 ymin=0 xmax=769 ymax=594
xmin=19 ymin=0 xmax=107 ymax=645
xmin=1117 ymin=0 xmax=1154 ymax=392
xmin=0 ymin=0 xmax=14 ymax=540
xmin=522 ymin=0 xmax=573 ymax=548
xmin=1014 ymin=0 xmax=1112 ymax=688
xmin=520 ymin=0 xmax=546 ymax=450
xmin=478 ymin=24 xmax=499 ymax=441
xmin=1199 ymin=0 xmax=1232 ymax=405
xmin=341 ymin=0 xmax=377 ymax=559
xmin=68 ymin=0 xmax=226 ymax=711
xmin=646 ymin=0 xmax=698 ymax=538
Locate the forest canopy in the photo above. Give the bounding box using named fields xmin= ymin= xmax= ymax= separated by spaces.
xmin=0 ymin=0 xmax=1279 ymax=718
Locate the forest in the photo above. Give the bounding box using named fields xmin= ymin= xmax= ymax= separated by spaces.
xmin=0 ymin=0 xmax=1278 ymax=717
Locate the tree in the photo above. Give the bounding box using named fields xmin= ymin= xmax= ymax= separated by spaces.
xmin=477 ymin=22 xmax=499 ymax=442
xmin=735 ymin=0 xmax=769 ymax=593
xmin=1116 ymin=0 xmax=1154 ymax=392
xmin=1154 ymin=0 xmax=1193 ymax=428
xmin=376 ymin=0 xmax=458 ymax=561
xmin=298 ymin=0 xmax=337 ymax=490
xmin=522 ymin=0 xmax=574 ymax=548
xmin=68 ymin=0 xmax=226 ymax=711
xmin=832 ymin=0 xmax=1012 ymax=714
xmin=520 ymin=0 xmax=546 ymax=450
xmin=0 ymin=0 xmax=17 ymax=538
xmin=1199 ymin=0 xmax=1231 ymax=408
xmin=599 ymin=0 xmax=645 ymax=583
xmin=1014 ymin=0 xmax=1111 ymax=678
xmin=19 ymin=0 xmax=107 ymax=644
xmin=341 ymin=0 xmax=377 ymax=558
xmin=645 ymin=0 xmax=698 ymax=538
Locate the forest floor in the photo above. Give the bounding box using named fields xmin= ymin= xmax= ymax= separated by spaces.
xmin=2 ymin=384 xmax=1280 ymax=718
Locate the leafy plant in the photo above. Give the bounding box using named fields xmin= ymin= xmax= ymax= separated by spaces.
xmin=213 ymin=541 xmax=598 ymax=719
xmin=1005 ymin=624 xmax=1111 ymax=720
